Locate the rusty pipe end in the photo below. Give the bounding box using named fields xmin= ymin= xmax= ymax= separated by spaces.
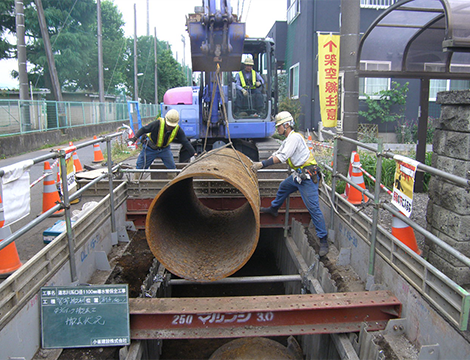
xmin=146 ymin=148 xmax=260 ymax=282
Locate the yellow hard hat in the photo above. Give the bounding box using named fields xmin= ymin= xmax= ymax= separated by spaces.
xmin=274 ymin=111 xmax=294 ymax=127
xmin=243 ymin=56 xmax=254 ymax=66
xmin=165 ymin=109 xmax=179 ymax=127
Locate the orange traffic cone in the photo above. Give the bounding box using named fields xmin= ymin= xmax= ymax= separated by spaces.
xmin=0 ymin=195 xmax=22 ymax=277
xmin=69 ymin=142 xmax=84 ymax=172
xmin=307 ymin=130 xmax=313 ymax=153
xmin=92 ymin=136 xmax=104 ymax=163
xmin=344 ymin=152 xmax=368 ymax=205
xmin=43 ymin=162 xmax=64 ymax=216
xmin=391 ymin=215 xmax=421 ymax=255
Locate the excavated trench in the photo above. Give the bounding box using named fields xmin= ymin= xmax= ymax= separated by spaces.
xmin=57 ymin=228 xmax=291 ymax=360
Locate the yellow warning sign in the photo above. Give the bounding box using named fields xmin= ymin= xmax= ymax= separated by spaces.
xmin=391 ymin=156 xmax=419 ymax=217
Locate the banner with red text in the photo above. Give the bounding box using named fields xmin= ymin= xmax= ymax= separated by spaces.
xmin=391 ymin=155 xmax=419 ymax=217
xmin=318 ymin=34 xmax=340 ymax=128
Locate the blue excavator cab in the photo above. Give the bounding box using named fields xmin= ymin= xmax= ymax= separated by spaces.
xmin=162 ymin=1 xmax=277 ymax=161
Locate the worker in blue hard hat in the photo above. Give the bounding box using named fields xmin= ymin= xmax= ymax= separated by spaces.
xmin=130 ymin=109 xmax=197 ymax=178
xmin=234 ymin=56 xmax=265 ymax=115
xmin=251 ymin=111 xmax=329 ymax=256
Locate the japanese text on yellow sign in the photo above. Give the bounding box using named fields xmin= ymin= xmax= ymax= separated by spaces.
xmin=318 ymin=34 xmax=340 ymax=128
xmin=391 ymin=156 xmax=419 ymax=217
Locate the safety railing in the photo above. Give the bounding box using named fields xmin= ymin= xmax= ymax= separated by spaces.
xmin=0 ymin=133 xmax=126 ymax=331
xmin=0 ymin=99 xmax=158 ymax=137
xmin=321 ymin=129 xmax=470 ymax=331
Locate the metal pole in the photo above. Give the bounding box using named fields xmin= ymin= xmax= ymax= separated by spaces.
xmin=415 ymin=78 xmax=430 ymax=192
xmin=35 ymin=0 xmax=64 ymax=106
xmin=97 ymin=0 xmax=105 ymax=122
xmin=106 ymin=136 xmax=117 ymax=239
xmin=15 ymin=0 xmax=31 ymax=132
xmin=367 ymin=139 xmax=383 ymax=289
xmin=284 ymin=196 xmax=290 ymax=238
xmin=154 ymin=27 xmax=159 ymax=106
xmin=169 ymin=275 xmax=302 ymax=285
xmin=134 ymin=4 xmax=139 ymax=102
xmin=329 ymin=137 xmax=339 ymax=231
xmin=338 ymin=0 xmax=360 ymax=175
xmin=59 ymin=150 xmax=78 ymax=283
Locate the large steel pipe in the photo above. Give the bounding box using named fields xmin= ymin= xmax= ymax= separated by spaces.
xmin=146 ymin=148 xmax=260 ymax=281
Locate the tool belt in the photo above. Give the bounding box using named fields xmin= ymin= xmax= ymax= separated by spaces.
xmin=302 ymin=165 xmax=321 ymax=184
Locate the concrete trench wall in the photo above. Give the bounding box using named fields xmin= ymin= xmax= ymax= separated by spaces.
xmin=322 ymin=187 xmax=470 ymax=359
xmin=426 ymin=90 xmax=470 ymax=289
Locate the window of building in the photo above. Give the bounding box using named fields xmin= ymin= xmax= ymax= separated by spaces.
xmin=360 ymin=0 xmax=398 ymax=9
xmin=359 ymin=61 xmax=391 ymax=97
xmin=289 ymin=63 xmax=300 ymax=98
xmin=429 ymin=79 xmax=470 ymax=101
xmin=287 ymin=0 xmax=300 ymax=24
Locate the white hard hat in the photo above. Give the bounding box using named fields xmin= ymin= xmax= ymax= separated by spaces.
xmin=243 ymin=56 xmax=254 ymax=66
xmin=165 ymin=109 xmax=180 ymax=127
xmin=274 ymin=111 xmax=294 ymax=127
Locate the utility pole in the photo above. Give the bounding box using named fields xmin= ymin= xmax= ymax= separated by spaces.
xmin=134 ymin=3 xmax=138 ymax=102
xmin=181 ymin=35 xmax=186 ymax=85
xmin=338 ymin=0 xmax=360 ymax=175
xmin=147 ymin=0 xmax=150 ymax=36
xmin=15 ymin=0 xmax=31 ymax=131
xmin=97 ymin=0 xmax=105 ymax=122
xmin=154 ymin=27 xmax=158 ymax=105
xmin=35 ymin=0 xmax=65 ymax=127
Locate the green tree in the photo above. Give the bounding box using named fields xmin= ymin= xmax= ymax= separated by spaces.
xmin=73 ymin=0 xmax=126 ymax=93
xmin=0 ymin=0 xmax=15 ymax=60
xmin=125 ymin=36 xmax=186 ymax=104
xmin=359 ymin=81 xmax=409 ymax=124
xmin=24 ymin=0 xmax=97 ymax=90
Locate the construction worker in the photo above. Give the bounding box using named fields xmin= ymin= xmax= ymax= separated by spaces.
xmin=251 ymin=111 xmax=329 ymax=256
xmin=130 ymin=109 xmax=197 ymax=173
xmin=235 ymin=56 xmax=265 ymax=114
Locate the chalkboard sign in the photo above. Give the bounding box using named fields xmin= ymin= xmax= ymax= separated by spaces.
xmin=40 ymin=285 xmax=130 ymax=349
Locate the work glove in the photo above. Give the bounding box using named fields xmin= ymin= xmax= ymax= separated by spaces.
xmin=255 ymin=81 xmax=261 ymax=87
xmin=190 ymin=156 xmax=196 ymax=163
xmin=242 ymin=89 xmax=248 ymax=96
xmin=251 ymin=162 xmax=263 ymax=172
xmin=130 ymin=136 xmax=138 ymax=144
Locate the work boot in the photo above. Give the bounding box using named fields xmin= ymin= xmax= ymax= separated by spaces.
xmin=319 ymin=237 xmax=329 ymax=256
xmin=260 ymin=206 xmax=279 ymax=217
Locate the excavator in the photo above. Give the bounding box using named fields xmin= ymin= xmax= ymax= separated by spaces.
xmin=161 ymin=0 xmax=278 ymax=161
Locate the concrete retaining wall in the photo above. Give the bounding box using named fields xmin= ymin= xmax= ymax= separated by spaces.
xmin=0 ymin=117 xmax=154 ymax=158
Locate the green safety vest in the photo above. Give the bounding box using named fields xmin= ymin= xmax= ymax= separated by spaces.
xmin=239 ymin=70 xmax=256 ymax=89
xmin=286 ymin=132 xmax=318 ymax=170
xmin=147 ymin=118 xmax=179 ymax=148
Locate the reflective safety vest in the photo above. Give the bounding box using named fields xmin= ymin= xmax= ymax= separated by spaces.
xmin=239 ymin=70 xmax=256 ymax=89
xmin=147 ymin=118 xmax=179 ymax=148
xmin=286 ymin=132 xmax=318 ymax=170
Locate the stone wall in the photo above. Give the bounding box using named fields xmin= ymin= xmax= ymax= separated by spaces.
xmin=426 ymin=90 xmax=470 ymax=289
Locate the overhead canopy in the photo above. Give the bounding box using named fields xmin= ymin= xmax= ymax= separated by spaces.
xmin=358 ymin=0 xmax=470 ymax=79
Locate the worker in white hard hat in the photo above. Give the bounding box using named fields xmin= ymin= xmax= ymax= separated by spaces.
xmin=130 ymin=109 xmax=197 ymax=174
xmin=234 ymin=55 xmax=265 ymax=115
xmin=251 ymin=111 xmax=329 ymax=256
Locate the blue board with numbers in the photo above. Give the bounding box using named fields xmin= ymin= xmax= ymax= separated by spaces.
xmin=40 ymin=284 xmax=130 ymax=349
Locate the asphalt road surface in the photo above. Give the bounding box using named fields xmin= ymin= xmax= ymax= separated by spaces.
xmin=0 ymin=137 xmax=118 ymax=263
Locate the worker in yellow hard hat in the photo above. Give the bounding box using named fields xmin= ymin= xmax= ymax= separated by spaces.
xmin=234 ymin=55 xmax=265 ymax=115
xmin=130 ymin=109 xmax=197 ymax=175
xmin=251 ymin=111 xmax=329 ymax=256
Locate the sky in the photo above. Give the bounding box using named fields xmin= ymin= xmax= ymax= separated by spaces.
xmin=0 ymin=0 xmax=287 ymax=89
